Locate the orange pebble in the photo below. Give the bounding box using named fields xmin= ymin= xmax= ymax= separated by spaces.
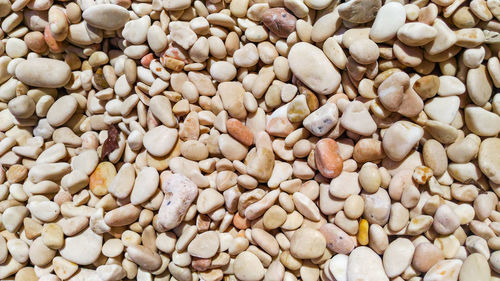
xmin=226 ymin=118 xmax=254 ymax=146
xmin=44 ymin=25 xmax=64 ymax=53
xmin=314 ymin=138 xmax=343 ymax=178
xmin=141 ymin=53 xmax=154 ymax=68
xmin=233 ymin=213 xmax=251 ymax=230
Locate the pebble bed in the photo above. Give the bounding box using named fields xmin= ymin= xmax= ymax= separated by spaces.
xmin=0 ymin=0 xmax=499 ymax=280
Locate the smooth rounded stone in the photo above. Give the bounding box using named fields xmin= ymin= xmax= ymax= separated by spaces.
xmin=188 ymin=231 xmax=219 ymax=258
xmin=438 ymin=76 xmax=465 ymax=96
xmin=82 ymin=4 xmax=129 ymax=30
xmin=292 ymin=192 xmax=321 ymax=221
xmin=414 ymin=75 xmax=440 ymax=99
xmin=397 ymin=22 xmax=437 ymax=46
xmin=382 ymin=238 xmax=414 ymax=278
xmin=218 ymin=134 xmax=248 ymax=161
xmin=197 ymin=188 xmax=224 ymax=214
xmin=290 ymin=228 xmax=326 ymax=259
xmin=234 ymin=251 xmax=265 ymax=281
xmin=0 ymin=257 xmax=24 ymax=279
xmin=315 ymin=138 xmax=343 ymax=179
xmin=467 ymin=65 xmax=492 ymax=107
xmin=464 ymin=106 xmax=500 ymax=137
xmin=425 ymin=19 xmax=457 ymax=55
xmin=122 ymin=16 xmax=150 ymax=44
xmin=149 ymin=95 xmax=176 ymax=127
xmin=348 ymin=246 xmax=388 ymax=281
xmin=59 ymin=227 xmax=103 ymax=265
xmin=288 ymin=42 xmax=341 ymax=95
xmin=340 ymin=100 xmax=377 ymax=136
xmin=349 ymin=39 xmax=379 ymax=65
xmin=130 ymin=167 xmax=159 ymax=205
xmin=433 ymin=204 xmax=460 ymax=235
xmin=96 ymin=264 xmax=126 ymax=281
xmin=369 ymin=2 xmax=406 ymax=43
xmin=15 ymin=58 xmax=71 ymax=88
xmin=157 ymin=173 xmax=198 ymax=231
xmin=338 ymin=0 xmax=381 ymax=23
xmin=7 ymin=239 xmax=28 ymax=263
xmin=210 ymin=61 xmax=237 ymax=82
xmin=424 ymin=259 xmax=462 ymax=281
xmin=28 ymin=200 xmax=60 ymax=222
xmin=261 ymin=8 xmax=297 ymax=38
xmin=287 ymin=95 xmax=310 ymax=122
xmin=362 ymin=188 xmax=391 ymax=225
xmin=412 ymin=243 xmax=444 ymax=273
xmin=8 ymin=96 xmax=35 ymax=119
xmin=104 ymin=204 xmax=140 ymax=227
xmin=53 ymin=256 xmax=79 ymax=280
xmin=127 ymin=245 xmax=162 ymax=271
xmin=46 ymin=95 xmax=77 ymax=127
xmin=320 ymin=223 xmax=355 ymax=254
xmin=302 ymin=102 xmax=339 ymax=136
xmin=378 ymin=71 xmax=410 ymax=112
xmin=424 ymin=96 xmax=460 ymax=124
xmin=29 ymin=237 xmax=56 ymax=266
xmin=423 ymin=139 xmax=447 ymax=176
xmin=382 ymin=121 xmax=424 ymax=161
xmin=330 ymin=171 xmax=360 ymax=199
xmin=478 ymin=138 xmax=500 ymax=184
xmin=459 ymin=253 xmax=490 ymax=281
xmin=218 ymin=82 xmax=246 ymax=119
xmin=143 ymin=125 xmax=178 ymax=157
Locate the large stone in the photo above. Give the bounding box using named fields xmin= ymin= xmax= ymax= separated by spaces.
xmin=288 ymin=42 xmax=341 ymax=95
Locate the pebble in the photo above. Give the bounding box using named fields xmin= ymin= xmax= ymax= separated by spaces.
xmin=143 ymin=125 xmax=178 ymax=157
xmin=59 ymin=227 xmax=102 ymax=265
xmin=467 ymin=65 xmax=492 ymax=106
xmin=157 ymin=173 xmax=198 ymax=231
xmin=15 ymin=58 xmax=71 ymax=88
xmin=130 ymin=167 xmax=159 ymax=205
xmin=290 ymin=228 xmax=326 ymax=259
xmin=382 ymin=121 xmax=424 ymax=161
xmin=302 ymin=102 xmax=339 ymax=136
xmin=315 ymin=138 xmax=343 ymax=178
xmin=338 ymin=0 xmax=381 ymax=23
xmin=82 ymin=4 xmax=129 ymax=30
xmin=382 ymin=238 xmax=414 ymax=278
xmin=320 ymin=223 xmax=355 ymax=254
xmin=459 ymin=253 xmax=490 ymax=281
xmin=347 ymin=246 xmax=389 ymax=281
xmin=340 ymin=100 xmax=377 ymax=136
xmin=424 ymin=259 xmax=462 ymax=281
xmin=234 ymin=251 xmax=265 ymax=281
xmin=261 ymin=8 xmax=297 ymax=38
xmin=369 ymin=2 xmax=406 ymax=43
xmin=412 ymin=242 xmax=444 ymax=273
xmin=288 ymin=42 xmax=341 ymax=95
xmin=478 ymin=138 xmax=500 ymax=184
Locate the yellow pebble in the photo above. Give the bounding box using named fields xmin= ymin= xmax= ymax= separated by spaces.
xmin=357 ymin=219 xmax=369 ymax=246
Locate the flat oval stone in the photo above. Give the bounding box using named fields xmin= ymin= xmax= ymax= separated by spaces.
xmin=288 ymin=42 xmax=341 ymax=95
xmin=15 ymin=58 xmax=71 ymax=88
xmin=369 ymin=2 xmax=406 ymax=43
xmin=290 ymin=228 xmax=326 ymax=259
xmin=459 ymin=253 xmax=490 ymax=281
xmin=478 ymin=138 xmax=500 ymax=184
xmin=382 ymin=238 xmax=415 ymax=278
xmin=82 ymin=4 xmax=130 ymax=30
xmin=59 ymin=227 xmax=102 ymax=265
xmin=234 ymin=251 xmax=265 ymax=281
xmin=347 ymin=246 xmax=388 ymax=281
xmin=143 ymin=125 xmax=178 ymax=157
